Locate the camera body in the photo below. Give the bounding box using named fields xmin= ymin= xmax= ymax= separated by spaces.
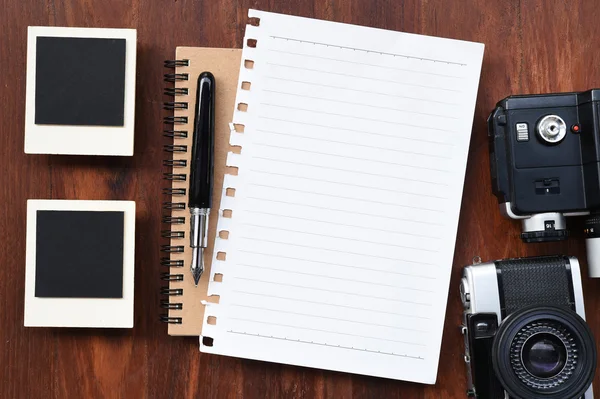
xmin=488 ymin=90 xmax=600 ymax=276
xmin=460 ymin=256 xmax=595 ymax=399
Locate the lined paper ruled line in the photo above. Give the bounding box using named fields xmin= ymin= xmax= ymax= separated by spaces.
xmin=244 ymin=208 xmax=444 ymax=238
xmin=237 ymin=263 xmax=436 ymax=291
xmin=263 ymin=90 xmax=459 ymax=119
xmin=267 ymin=63 xmax=463 ymax=93
xmin=230 ymin=317 xmax=427 ymax=346
xmin=269 ymin=36 xmax=467 ymax=66
xmin=265 ymin=77 xmax=459 ymax=106
xmin=233 ymin=276 xmax=433 ymax=305
xmin=246 ymin=197 xmax=444 ymax=226
xmin=251 ymin=158 xmax=450 ymax=190
xmin=268 ymin=49 xmax=465 ymax=78
xmin=238 ymin=250 xmax=438 ymax=279
xmin=254 ymin=137 xmax=452 ymax=161
xmin=247 ymin=182 xmax=446 ymax=212
xmin=256 ymin=129 xmax=454 ymax=168
xmin=249 ymin=169 xmax=449 ymax=199
xmin=227 ymin=331 xmax=425 ymax=359
xmin=260 ymin=103 xmax=458 ymax=133
xmin=231 ymin=304 xmax=428 ymax=332
xmin=236 ymin=239 xmax=438 ymax=266
xmin=259 ymin=116 xmax=455 ymax=146
xmin=232 ymin=290 xmax=434 ymax=318
xmin=239 ymin=224 xmax=439 ymax=253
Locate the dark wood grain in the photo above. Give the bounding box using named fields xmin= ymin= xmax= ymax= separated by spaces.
xmin=1 ymin=0 xmax=599 ymax=397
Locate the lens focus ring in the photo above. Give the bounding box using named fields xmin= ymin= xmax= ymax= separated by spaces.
xmin=492 ymin=306 xmax=596 ymax=399
xmin=510 ymin=321 xmax=577 ymax=390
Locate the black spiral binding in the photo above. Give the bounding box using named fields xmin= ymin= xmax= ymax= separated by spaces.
xmin=163 ymin=130 xmax=188 ymax=139
xmin=163 ymin=159 xmax=187 ymax=167
xmin=161 ymin=258 xmax=184 ymax=267
xmin=161 ymin=230 xmax=185 ymax=238
xmin=163 ymin=173 xmax=186 ymax=181
xmin=161 ymin=59 xmax=190 ymax=325
xmin=163 ymin=188 xmax=186 ymax=196
xmin=162 ymin=216 xmax=185 ymax=224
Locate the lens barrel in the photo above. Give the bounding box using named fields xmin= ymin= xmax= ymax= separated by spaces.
xmin=492 ymin=306 xmax=596 ymax=399
xmin=521 ymin=213 xmax=569 ymax=243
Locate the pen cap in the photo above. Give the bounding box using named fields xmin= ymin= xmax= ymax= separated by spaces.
xmin=189 ymin=72 xmax=215 ymax=209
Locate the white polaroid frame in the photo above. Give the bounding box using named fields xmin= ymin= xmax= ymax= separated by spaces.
xmin=24 ymin=200 xmax=136 ymax=328
xmin=24 ymin=27 xmax=137 ymax=156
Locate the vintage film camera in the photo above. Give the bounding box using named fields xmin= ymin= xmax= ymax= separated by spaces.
xmin=488 ymin=89 xmax=600 ymax=276
xmin=460 ymin=256 xmax=596 ymax=399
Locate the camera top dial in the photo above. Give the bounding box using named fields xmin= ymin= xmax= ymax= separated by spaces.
xmin=537 ymin=115 xmax=567 ymax=144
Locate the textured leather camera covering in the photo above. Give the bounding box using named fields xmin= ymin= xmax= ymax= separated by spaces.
xmin=496 ymin=256 xmax=574 ymax=316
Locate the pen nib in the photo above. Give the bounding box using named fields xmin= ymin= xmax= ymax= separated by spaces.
xmin=191 ymin=247 xmax=204 ymax=287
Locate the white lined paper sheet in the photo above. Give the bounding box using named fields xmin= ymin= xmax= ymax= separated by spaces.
xmin=201 ymin=10 xmax=484 ymax=383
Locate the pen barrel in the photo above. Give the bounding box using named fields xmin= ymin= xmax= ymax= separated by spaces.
xmin=189 ymin=72 xmax=215 ymax=209
xmin=190 ymin=208 xmax=210 ymax=249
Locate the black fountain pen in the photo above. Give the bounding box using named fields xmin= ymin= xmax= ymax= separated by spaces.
xmin=189 ymin=72 xmax=215 ymax=286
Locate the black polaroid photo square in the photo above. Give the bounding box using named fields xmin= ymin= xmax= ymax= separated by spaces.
xmin=25 ymin=27 xmax=137 ymax=156
xmin=34 ymin=210 xmax=125 ymax=298
xmin=24 ymin=200 xmax=136 ymax=328
xmin=35 ymin=36 xmax=126 ymax=127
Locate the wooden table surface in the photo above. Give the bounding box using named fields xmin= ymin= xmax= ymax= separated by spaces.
xmin=2 ymin=0 xmax=600 ymax=398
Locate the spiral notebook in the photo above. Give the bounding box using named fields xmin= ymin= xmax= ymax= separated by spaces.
xmin=161 ymin=47 xmax=241 ymax=335
xmin=162 ymin=10 xmax=484 ymax=383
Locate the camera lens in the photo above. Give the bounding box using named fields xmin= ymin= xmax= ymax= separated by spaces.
xmin=508 ymin=320 xmax=577 ymax=392
xmin=521 ymin=333 xmax=567 ymax=378
xmin=492 ymin=306 xmax=596 ymax=399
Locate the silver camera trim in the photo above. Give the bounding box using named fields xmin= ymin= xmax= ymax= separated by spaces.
xmin=460 ymin=257 xmax=591 ymax=398
xmin=500 ymin=202 xmax=589 ymax=233
xmin=462 ymin=257 xmax=586 ymax=320
xmin=499 ymin=202 xmax=589 ymax=221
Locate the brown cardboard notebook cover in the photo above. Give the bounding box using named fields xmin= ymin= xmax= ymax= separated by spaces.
xmin=163 ymin=47 xmax=241 ymax=336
